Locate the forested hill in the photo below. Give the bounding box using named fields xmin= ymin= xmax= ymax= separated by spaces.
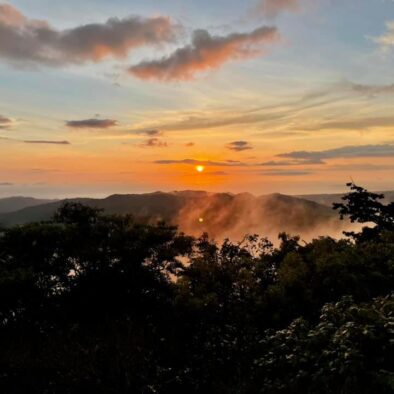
xmin=0 ymin=191 xmax=347 ymax=240
xmin=0 ymin=183 xmax=393 ymax=393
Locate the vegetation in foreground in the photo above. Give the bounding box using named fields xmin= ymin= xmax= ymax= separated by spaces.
xmin=0 ymin=184 xmax=393 ymax=393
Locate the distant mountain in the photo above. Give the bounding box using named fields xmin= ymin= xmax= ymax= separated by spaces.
xmin=0 ymin=197 xmax=56 ymax=214
xmin=299 ymin=190 xmax=394 ymax=207
xmin=0 ymin=191 xmax=353 ymax=241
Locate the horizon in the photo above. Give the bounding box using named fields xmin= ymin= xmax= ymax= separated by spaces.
xmin=1 ymin=186 xmax=394 ymax=202
xmin=0 ymin=0 xmax=394 ymax=197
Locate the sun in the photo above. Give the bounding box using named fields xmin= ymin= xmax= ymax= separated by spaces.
xmin=196 ymin=165 xmax=205 ymax=173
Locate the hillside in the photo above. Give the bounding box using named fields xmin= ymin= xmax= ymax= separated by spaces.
xmin=0 ymin=191 xmax=350 ymax=241
xmin=0 ymin=197 xmax=55 ymax=214
xmin=299 ymin=190 xmax=394 ymax=207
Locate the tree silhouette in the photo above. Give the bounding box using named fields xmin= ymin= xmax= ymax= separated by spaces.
xmin=333 ymin=182 xmax=394 ymax=241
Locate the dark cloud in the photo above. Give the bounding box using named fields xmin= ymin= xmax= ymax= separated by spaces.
xmin=135 ymin=129 xmax=163 ymax=137
xmin=255 ymin=0 xmax=300 ymax=17
xmin=24 ymin=140 xmax=70 ymax=145
xmin=227 ymin=140 xmax=253 ymax=152
xmin=129 ymin=26 xmax=280 ymax=81
xmin=278 ymin=144 xmax=394 ymax=163
xmin=184 ymin=142 xmax=195 ymax=147
xmin=66 ymin=119 xmax=117 ymax=129
xmin=140 ymin=138 xmax=167 ymax=148
xmin=0 ymin=114 xmax=12 ymax=129
xmin=0 ymin=4 xmax=176 ymax=67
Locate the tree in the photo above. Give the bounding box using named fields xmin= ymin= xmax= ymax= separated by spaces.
xmin=333 ymin=183 xmax=394 ymax=241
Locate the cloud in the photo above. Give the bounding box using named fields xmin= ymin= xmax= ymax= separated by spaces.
xmin=135 ymin=129 xmax=162 ymax=136
xmin=0 ymin=4 xmax=176 ymax=67
xmin=24 ymin=140 xmax=71 ymax=145
xmin=140 ymin=138 xmax=167 ymax=147
xmin=340 ymin=80 xmax=394 ymax=96
xmin=184 ymin=142 xmax=195 ymax=147
xmin=0 ymin=182 xmax=13 ymax=186
xmin=260 ymin=169 xmax=311 ymax=176
xmin=305 ymin=116 xmax=394 ymax=131
xmin=129 ymin=26 xmax=280 ymax=81
xmin=154 ymin=157 xmax=320 ymax=168
xmin=277 ymin=144 xmax=394 ymax=163
xmin=66 ymin=119 xmax=117 ymax=129
xmin=373 ymin=21 xmax=394 ymax=52
xmin=155 ymin=159 xmax=249 ymax=167
xmin=259 ymin=159 xmax=322 ymax=166
xmin=255 ymin=0 xmax=300 ymax=18
xmin=207 ymin=171 xmax=228 ymax=176
xmin=0 ymin=114 xmax=12 ymax=129
xmin=226 ymin=141 xmax=253 ymax=152
xmin=256 ymin=131 xmax=308 ymax=138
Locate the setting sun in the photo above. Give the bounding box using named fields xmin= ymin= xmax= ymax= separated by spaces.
xmin=196 ymin=165 xmax=205 ymax=173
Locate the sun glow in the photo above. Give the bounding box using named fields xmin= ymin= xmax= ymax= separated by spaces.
xmin=196 ymin=165 xmax=205 ymax=173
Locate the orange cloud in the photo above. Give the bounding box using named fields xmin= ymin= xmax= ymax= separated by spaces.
xmin=128 ymin=26 xmax=280 ymax=81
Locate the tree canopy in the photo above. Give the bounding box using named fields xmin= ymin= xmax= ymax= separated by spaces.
xmin=0 ymin=184 xmax=393 ymax=393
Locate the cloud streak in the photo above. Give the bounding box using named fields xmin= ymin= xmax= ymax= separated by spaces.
xmin=0 ymin=3 xmax=176 ymax=67
xmin=129 ymin=26 xmax=280 ymax=81
xmin=135 ymin=129 xmax=163 ymax=137
xmin=227 ymin=141 xmax=253 ymax=152
xmin=260 ymin=169 xmax=311 ymax=176
xmin=304 ymin=116 xmax=394 ymax=131
xmin=24 ymin=140 xmax=71 ymax=145
xmin=278 ymin=144 xmax=394 ymax=163
xmin=155 ymin=159 xmax=249 ymax=167
xmin=66 ymin=119 xmax=117 ymax=129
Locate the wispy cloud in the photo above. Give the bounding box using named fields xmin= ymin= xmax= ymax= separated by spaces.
xmin=0 ymin=182 xmax=13 ymax=186
xmin=260 ymin=169 xmax=311 ymax=176
xmin=0 ymin=4 xmax=176 ymax=67
xmin=227 ymin=141 xmax=253 ymax=152
xmin=66 ymin=119 xmax=117 ymax=129
xmin=373 ymin=20 xmax=394 ymax=52
xmin=304 ymin=116 xmax=394 ymax=131
xmin=339 ymin=80 xmax=394 ymax=97
xmin=277 ymin=144 xmax=394 ymax=163
xmin=23 ymin=140 xmax=71 ymax=145
xmin=129 ymin=26 xmax=280 ymax=81
xmin=155 ymin=159 xmax=249 ymax=167
xmin=140 ymin=138 xmax=167 ymax=148
xmin=255 ymin=0 xmax=300 ymax=18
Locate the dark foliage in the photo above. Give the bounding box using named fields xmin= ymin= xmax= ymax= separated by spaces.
xmin=0 ymin=186 xmax=392 ymax=393
xmin=334 ymin=182 xmax=394 ymax=241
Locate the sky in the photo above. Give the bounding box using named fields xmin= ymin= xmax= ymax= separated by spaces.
xmin=0 ymin=0 xmax=393 ymax=198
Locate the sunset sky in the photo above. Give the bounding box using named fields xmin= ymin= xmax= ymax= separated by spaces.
xmin=0 ymin=0 xmax=393 ymax=197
